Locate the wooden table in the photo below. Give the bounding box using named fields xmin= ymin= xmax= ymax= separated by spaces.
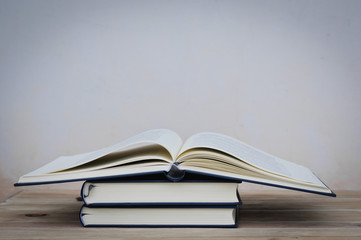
xmin=1 ymin=189 xmax=360 ymax=239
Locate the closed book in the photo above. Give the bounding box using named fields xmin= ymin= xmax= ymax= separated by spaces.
xmin=79 ymin=205 xmax=239 ymax=227
xmin=81 ymin=181 xmax=241 ymax=207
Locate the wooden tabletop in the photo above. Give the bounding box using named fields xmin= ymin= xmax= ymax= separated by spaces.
xmin=1 ymin=188 xmax=360 ymax=239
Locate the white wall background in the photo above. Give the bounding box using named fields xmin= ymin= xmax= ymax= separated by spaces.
xmin=1 ymin=0 xmax=360 ymax=201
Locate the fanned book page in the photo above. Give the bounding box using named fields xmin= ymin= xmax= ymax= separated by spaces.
xmin=177 ymin=132 xmax=325 ymax=186
xmin=22 ymin=129 xmax=182 ymax=177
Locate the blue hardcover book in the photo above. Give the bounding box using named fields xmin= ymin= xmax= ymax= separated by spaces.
xmin=15 ymin=129 xmax=336 ymax=197
xmin=79 ymin=204 xmax=240 ymax=228
xmin=81 ymin=180 xmax=242 ymax=207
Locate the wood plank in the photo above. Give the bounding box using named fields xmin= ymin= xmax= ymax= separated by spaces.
xmin=2 ymin=227 xmax=361 ymax=239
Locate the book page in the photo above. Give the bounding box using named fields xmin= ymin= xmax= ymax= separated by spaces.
xmin=25 ymin=129 xmax=183 ymax=176
xmin=19 ymin=162 xmax=170 ymax=184
xmin=178 ymin=132 xmax=325 ymax=186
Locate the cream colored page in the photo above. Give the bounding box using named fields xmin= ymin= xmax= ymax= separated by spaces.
xmin=25 ymin=129 xmax=183 ymax=176
xmin=179 ymin=132 xmax=325 ymax=186
xmin=20 ymin=164 xmax=170 ymax=183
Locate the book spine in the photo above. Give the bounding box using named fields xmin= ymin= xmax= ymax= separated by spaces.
xmin=80 ymin=181 xmax=87 ymax=205
xmin=79 ymin=205 xmax=86 ymax=227
xmin=164 ymin=163 xmax=185 ymax=182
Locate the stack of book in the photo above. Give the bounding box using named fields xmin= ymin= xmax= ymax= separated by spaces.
xmin=15 ymin=129 xmax=335 ymax=227
xmin=79 ymin=178 xmax=242 ymax=227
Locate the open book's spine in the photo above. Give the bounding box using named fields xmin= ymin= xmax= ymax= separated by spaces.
xmin=164 ymin=163 xmax=185 ymax=182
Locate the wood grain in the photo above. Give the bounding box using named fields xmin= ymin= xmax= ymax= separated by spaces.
xmin=0 ymin=189 xmax=360 ymax=239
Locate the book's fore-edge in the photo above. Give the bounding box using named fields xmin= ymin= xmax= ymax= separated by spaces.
xmin=14 ymin=171 xmax=167 ymax=186
xmin=80 ymin=180 xmax=243 ymax=207
xmin=79 ymin=204 xmax=239 ymax=228
xmin=184 ymin=170 xmax=336 ymax=197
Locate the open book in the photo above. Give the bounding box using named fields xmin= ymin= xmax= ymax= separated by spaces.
xmin=15 ymin=129 xmax=335 ymax=196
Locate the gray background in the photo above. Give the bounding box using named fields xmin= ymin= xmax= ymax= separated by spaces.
xmin=1 ymin=0 xmax=360 ymax=200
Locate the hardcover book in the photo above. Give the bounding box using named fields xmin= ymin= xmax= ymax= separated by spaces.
xmin=81 ymin=181 xmax=241 ymax=206
xmin=15 ymin=129 xmax=335 ymax=196
xmin=79 ymin=205 xmax=239 ymax=227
